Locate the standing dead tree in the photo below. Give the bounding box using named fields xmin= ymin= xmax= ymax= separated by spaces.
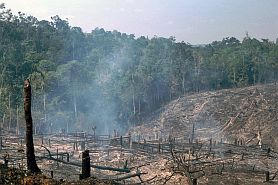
xmin=24 ymin=79 xmax=41 ymax=173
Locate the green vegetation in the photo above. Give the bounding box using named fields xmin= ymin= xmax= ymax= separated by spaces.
xmin=0 ymin=4 xmax=277 ymax=134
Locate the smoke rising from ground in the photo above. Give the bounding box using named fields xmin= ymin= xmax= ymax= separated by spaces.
xmin=31 ymin=44 xmax=135 ymax=136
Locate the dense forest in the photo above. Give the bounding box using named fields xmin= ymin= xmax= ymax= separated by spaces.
xmin=0 ymin=4 xmax=277 ymax=134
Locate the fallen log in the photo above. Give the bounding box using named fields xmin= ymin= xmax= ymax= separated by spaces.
xmin=40 ymin=145 xmax=130 ymax=173
xmin=111 ymin=171 xmax=147 ymax=181
xmin=91 ymin=164 xmax=130 ymax=173
xmin=38 ymin=155 xmax=131 ymax=173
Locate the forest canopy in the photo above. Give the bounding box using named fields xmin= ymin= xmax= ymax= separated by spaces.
xmin=0 ymin=4 xmax=277 ymax=134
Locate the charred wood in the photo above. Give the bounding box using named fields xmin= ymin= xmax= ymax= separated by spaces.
xmin=24 ymin=79 xmax=41 ymax=173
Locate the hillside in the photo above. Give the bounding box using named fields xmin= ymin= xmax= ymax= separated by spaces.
xmin=130 ymin=83 xmax=278 ymax=149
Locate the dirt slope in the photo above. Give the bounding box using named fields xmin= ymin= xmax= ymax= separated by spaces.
xmin=130 ymin=83 xmax=278 ymax=149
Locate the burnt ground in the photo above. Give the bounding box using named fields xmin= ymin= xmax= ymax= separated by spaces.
xmin=0 ymin=163 xmax=115 ymax=185
xmin=0 ymin=133 xmax=184 ymax=185
xmin=0 ymin=83 xmax=277 ymax=185
xmin=129 ymin=83 xmax=278 ymax=184
xmin=130 ymin=83 xmax=278 ymax=149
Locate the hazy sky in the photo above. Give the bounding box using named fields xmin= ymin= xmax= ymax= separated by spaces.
xmin=2 ymin=0 xmax=278 ymax=44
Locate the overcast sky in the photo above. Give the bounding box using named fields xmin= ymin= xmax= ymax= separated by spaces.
xmin=2 ymin=0 xmax=278 ymax=44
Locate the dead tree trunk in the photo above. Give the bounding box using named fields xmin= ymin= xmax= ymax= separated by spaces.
xmin=24 ymin=79 xmax=41 ymax=173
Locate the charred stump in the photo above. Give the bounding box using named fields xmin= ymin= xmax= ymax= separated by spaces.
xmin=81 ymin=150 xmax=90 ymax=179
xmin=192 ymin=178 xmax=197 ymax=185
xmin=265 ymin=171 xmax=270 ymax=182
xmin=24 ymin=79 xmax=41 ymax=173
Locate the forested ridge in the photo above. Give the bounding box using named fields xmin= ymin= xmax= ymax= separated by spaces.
xmin=0 ymin=4 xmax=277 ymax=134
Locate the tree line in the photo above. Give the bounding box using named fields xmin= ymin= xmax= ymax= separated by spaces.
xmin=0 ymin=4 xmax=277 ymax=134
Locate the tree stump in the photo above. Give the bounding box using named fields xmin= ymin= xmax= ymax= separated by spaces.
xmin=265 ymin=171 xmax=270 ymax=182
xmin=192 ymin=178 xmax=197 ymax=185
xmin=81 ymin=150 xmax=90 ymax=179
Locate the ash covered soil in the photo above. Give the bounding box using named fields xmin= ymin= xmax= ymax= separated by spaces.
xmin=131 ymin=83 xmax=278 ymax=149
xmin=1 ymin=83 xmax=278 ymax=185
xmin=129 ymin=83 xmax=278 ymax=184
xmin=0 ymin=164 xmax=115 ymax=185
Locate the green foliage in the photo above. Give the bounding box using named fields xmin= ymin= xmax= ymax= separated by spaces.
xmin=0 ymin=5 xmax=277 ymax=133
